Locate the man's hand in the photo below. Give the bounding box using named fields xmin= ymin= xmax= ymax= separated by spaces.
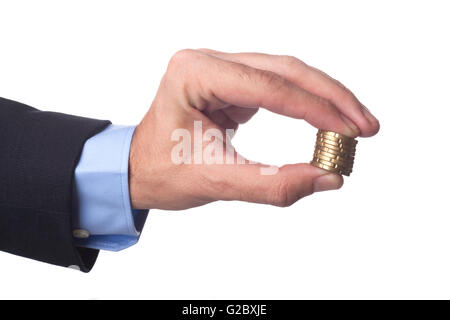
xmin=129 ymin=49 xmax=380 ymax=210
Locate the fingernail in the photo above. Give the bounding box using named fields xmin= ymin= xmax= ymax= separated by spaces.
xmin=339 ymin=113 xmax=360 ymax=136
xmin=313 ymin=173 xmax=343 ymax=192
xmin=361 ymin=104 xmax=379 ymax=125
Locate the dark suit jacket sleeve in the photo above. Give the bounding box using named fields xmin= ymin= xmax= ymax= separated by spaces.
xmin=0 ymin=97 xmax=111 ymax=272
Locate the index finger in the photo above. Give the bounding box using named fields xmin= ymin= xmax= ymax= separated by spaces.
xmin=174 ymin=50 xmax=360 ymax=137
xmin=198 ymin=49 xmax=380 ymax=137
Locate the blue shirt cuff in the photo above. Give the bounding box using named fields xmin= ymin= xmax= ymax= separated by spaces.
xmin=73 ymin=125 xmax=148 ymax=251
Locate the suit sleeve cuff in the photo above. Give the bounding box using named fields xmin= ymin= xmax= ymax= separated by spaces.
xmin=73 ymin=125 xmax=148 ymax=251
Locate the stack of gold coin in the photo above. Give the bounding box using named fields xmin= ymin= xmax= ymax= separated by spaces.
xmin=310 ymin=130 xmax=357 ymax=176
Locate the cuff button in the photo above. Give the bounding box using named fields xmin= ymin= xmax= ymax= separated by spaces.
xmin=73 ymin=229 xmax=90 ymax=239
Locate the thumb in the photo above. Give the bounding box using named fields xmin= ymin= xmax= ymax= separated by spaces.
xmin=218 ymin=162 xmax=344 ymax=207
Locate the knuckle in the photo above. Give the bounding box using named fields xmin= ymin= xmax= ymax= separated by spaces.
xmin=168 ymin=49 xmax=198 ymax=69
xmin=315 ymin=95 xmax=335 ymax=111
xmin=279 ymin=55 xmax=305 ymax=68
xmin=268 ymin=178 xmax=296 ymax=207
xmin=258 ymin=69 xmax=286 ymax=90
xmin=236 ymin=65 xmax=254 ymax=82
xmin=166 ymin=49 xmax=204 ymax=88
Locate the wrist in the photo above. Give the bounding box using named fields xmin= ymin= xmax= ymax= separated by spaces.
xmin=129 ymin=124 xmax=149 ymax=210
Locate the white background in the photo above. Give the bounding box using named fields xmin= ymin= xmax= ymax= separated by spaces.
xmin=0 ymin=0 xmax=449 ymax=299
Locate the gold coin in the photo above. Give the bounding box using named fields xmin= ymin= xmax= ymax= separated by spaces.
xmin=315 ymin=149 xmax=355 ymax=161
xmin=314 ymin=149 xmax=354 ymax=161
xmin=310 ymin=160 xmax=341 ymax=173
xmin=311 ymin=130 xmax=357 ymax=177
xmin=316 ymin=137 xmax=357 ymax=148
xmin=315 ymin=144 xmax=356 ymax=155
xmin=314 ymin=154 xmax=354 ymax=166
xmin=315 ymin=142 xmax=356 ymax=154
xmin=317 ymin=130 xmax=356 ymax=141
xmin=318 ymin=139 xmax=357 ymax=150
xmin=312 ymin=157 xmax=342 ymax=169
xmin=317 ymin=131 xmax=357 ymax=144
xmin=312 ymin=157 xmax=352 ymax=170
xmin=313 ymin=153 xmax=354 ymax=166
xmin=317 ymin=135 xmax=357 ymax=147
xmin=313 ymin=156 xmax=353 ymax=170
xmin=317 ymin=129 xmax=354 ymax=139
xmin=313 ymin=159 xmax=352 ymax=172
xmin=318 ymin=129 xmax=352 ymax=137
xmin=310 ymin=160 xmax=352 ymax=176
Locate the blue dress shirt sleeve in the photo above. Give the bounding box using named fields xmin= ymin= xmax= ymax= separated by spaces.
xmin=72 ymin=125 xmax=148 ymax=251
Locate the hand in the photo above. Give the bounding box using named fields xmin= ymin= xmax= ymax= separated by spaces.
xmin=129 ymin=49 xmax=380 ymax=210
